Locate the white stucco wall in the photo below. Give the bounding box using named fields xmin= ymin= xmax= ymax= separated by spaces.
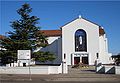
xmin=34 ymin=36 xmax=60 ymax=52
xmin=0 ymin=66 xmax=62 ymax=74
xmin=99 ymin=35 xmax=113 ymax=64
xmin=62 ymin=18 xmax=99 ymax=65
xmin=47 ymin=36 xmax=60 ymax=44
xmin=99 ymin=35 xmax=108 ymax=53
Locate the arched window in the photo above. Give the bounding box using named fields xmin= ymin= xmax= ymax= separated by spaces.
xmin=75 ymin=29 xmax=87 ymax=52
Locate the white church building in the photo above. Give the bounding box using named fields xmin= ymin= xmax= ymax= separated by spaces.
xmin=37 ymin=17 xmax=113 ymax=66
xmin=0 ymin=17 xmax=114 ymax=74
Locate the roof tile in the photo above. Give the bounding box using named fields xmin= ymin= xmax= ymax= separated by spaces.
xmin=39 ymin=30 xmax=62 ymax=37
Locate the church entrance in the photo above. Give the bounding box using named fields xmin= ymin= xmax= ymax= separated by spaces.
xmin=82 ymin=57 xmax=88 ymax=64
xmin=71 ymin=53 xmax=89 ymax=65
xmin=74 ymin=57 xmax=80 ymax=64
xmin=74 ymin=57 xmax=88 ymax=65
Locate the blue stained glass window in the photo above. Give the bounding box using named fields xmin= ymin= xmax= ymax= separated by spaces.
xmin=75 ymin=29 xmax=87 ymax=52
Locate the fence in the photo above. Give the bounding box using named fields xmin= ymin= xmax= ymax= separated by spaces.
xmin=0 ymin=65 xmax=62 ymax=74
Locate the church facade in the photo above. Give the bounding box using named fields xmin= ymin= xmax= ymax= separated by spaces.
xmin=37 ymin=17 xmax=113 ymax=66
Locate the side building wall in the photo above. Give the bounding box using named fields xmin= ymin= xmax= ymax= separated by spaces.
xmin=35 ymin=36 xmax=62 ymax=64
xmin=99 ymin=34 xmax=113 ymax=64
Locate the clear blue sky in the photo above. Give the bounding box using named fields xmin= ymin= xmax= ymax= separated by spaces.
xmin=0 ymin=1 xmax=120 ymax=54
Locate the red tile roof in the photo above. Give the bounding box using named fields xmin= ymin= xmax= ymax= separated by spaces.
xmin=0 ymin=28 xmax=105 ymax=39
xmin=0 ymin=35 xmax=5 ymax=40
xmin=39 ymin=30 xmax=62 ymax=37
xmin=39 ymin=28 xmax=105 ymax=37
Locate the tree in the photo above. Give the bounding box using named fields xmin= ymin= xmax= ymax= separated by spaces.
xmin=0 ymin=3 xmax=55 ymax=64
xmin=114 ymin=53 xmax=120 ymax=66
xmin=0 ymin=50 xmax=17 ymax=65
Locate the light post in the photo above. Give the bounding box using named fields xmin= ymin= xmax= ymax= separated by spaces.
xmin=28 ymin=59 xmax=32 ymax=80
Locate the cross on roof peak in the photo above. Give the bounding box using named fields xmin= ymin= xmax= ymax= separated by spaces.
xmin=79 ymin=15 xmax=82 ymax=18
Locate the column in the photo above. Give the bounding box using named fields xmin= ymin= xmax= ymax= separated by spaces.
xmin=71 ymin=54 xmax=74 ymax=65
xmin=62 ymin=53 xmax=68 ymax=74
xmin=80 ymin=55 xmax=82 ymax=63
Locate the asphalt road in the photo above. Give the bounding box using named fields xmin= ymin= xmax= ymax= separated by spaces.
xmin=1 ymin=80 xmax=120 ymax=83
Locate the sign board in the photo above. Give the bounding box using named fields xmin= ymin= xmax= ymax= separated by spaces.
xmin=17 ymin=50 xmax=31 ymax=60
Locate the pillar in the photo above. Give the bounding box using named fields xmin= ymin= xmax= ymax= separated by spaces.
xmin=71 ymin=54 xmax=74 ymax=65
xmin=80 ymin=56 xmax=82 ymax=63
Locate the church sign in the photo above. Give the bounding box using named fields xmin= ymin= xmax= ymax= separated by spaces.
xmin=17 ymin=50 xmax=31 ymax=63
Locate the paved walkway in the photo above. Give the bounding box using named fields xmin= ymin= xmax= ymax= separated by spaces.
xmin=0 ymin=66 xmax=120 ymax=82
xmin=46 ymin=66 xmax=120 ymax=82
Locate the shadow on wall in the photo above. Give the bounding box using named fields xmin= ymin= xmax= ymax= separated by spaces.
xmin=105 ymin=66 xmax=115 ymax=74
xmin=41 ymin=39 xmax=58 ymax=53
xmin=37 ymin=38 xmax=62 ymax=64
xmin=97 ymin=66 xmax=105 ymax=74
xmin=96 ymin=65 xmax=116 ymax=74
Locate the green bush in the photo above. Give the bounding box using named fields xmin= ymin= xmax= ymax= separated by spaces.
xmin=0 ymin=50 xmax=17 ymax=64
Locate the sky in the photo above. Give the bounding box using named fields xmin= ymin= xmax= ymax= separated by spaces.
xmin=0 ymin=0 xmax=120 ymax=54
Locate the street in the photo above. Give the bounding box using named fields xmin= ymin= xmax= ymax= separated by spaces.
xmin=1 ymin=80 xmax=120 ymax=83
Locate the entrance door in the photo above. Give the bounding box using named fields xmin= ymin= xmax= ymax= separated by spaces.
xmin=74 ymin=57 xmax=80 ymax=64
xmin=82 ymin=57 xmax=88 ymax=64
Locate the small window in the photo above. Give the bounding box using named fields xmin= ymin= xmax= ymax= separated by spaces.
xmin=96 ymin=53 xmax=99 ymax=59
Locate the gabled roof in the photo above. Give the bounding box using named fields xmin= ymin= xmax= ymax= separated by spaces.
xmin=60 ymin=17 xmax=101 ymax=28
xmin=39 ymin=17 xmax=105 ymax=37
xmin=60 ymin=17 xmax=105 ymax=36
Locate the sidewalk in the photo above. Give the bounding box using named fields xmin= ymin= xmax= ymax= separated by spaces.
xmin=46 ymin=66 xmax=120 ymax=82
